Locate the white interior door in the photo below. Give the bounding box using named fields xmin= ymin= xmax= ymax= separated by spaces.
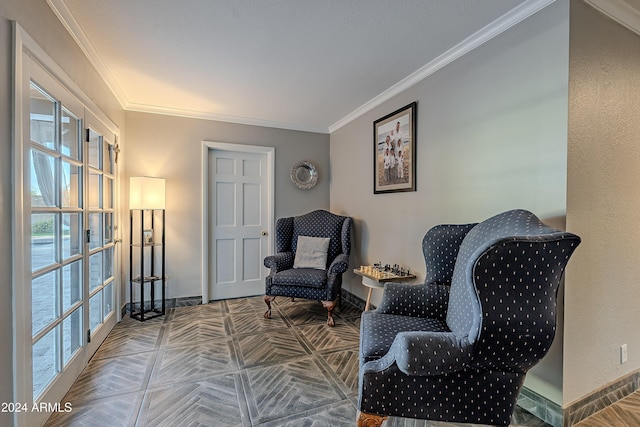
xmin=208 ymin=148 xmax=270 ymax=300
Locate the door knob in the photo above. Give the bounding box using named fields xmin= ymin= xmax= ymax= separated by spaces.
xmin=261 ymin=231 xmax=268 ymax=236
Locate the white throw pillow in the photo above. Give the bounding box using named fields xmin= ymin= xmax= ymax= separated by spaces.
xmin=293 ymin=236 xmax=330 ymax=269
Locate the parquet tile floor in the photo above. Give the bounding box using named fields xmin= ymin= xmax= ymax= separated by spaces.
xmin=44 ymin=296 xmax=557 ymax=427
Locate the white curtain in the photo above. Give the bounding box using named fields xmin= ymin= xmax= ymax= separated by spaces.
xmin=30 ymin=119 xmax=56 ymax=206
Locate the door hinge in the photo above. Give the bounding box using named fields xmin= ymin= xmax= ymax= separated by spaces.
xmin=87 ymin=329 xmax=91 ymax=343
xmin=85 ymin=128 xmax=90 ymax=142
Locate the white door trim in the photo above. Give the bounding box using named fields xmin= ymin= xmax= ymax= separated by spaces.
xmin=201 ymin=141 xmax=274 ymax=303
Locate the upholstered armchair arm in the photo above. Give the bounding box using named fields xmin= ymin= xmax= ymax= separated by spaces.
xmin=375 ymin=282 xmax=450 ymax=319
xmin=363 ymin=331 xmax=472 ymax=377
xmin=328 ymin=253 xmax=349 ymax=274
xmin=263 ymin=252 xmax=294 ymax=273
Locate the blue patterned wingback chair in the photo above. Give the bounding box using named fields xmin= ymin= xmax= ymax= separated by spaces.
xmin=264 ymin=210 xmax=352 ymax=326
xmin=357 ymin=209 xmax=581 ymax=427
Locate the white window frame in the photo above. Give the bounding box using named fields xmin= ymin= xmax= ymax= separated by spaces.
xmin=12 ymin=23 xmax=122 ymax=427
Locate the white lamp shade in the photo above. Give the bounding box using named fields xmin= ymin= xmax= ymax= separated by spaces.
xmin=130 ymin=176 xmax=165 ymax=209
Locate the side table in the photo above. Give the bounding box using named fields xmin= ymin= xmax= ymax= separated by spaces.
xmin=353 ymin=267 xmax=416 ymax=310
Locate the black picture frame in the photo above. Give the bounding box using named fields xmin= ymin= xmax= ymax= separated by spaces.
xmin=373 ymin=102 xmax=417 ymax=194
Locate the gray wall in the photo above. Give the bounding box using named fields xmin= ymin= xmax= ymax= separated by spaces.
xmin=124 ymin=111 xmax=330 ymax=300
xmin=1 ymin=0 xmax=125 ymax=424
xmin=7 ymin=0 xmax=638 ymax=417
xmin=330 ymin=0 xmax=570 ymax=403
xmin=565 ymin=0 xmax=640 ymax=405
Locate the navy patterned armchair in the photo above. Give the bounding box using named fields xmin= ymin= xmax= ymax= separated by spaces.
xmin=263 ymin=210 xmax=352 ymax=326
xmin=357 ymin=209 xmax=581 ymax=426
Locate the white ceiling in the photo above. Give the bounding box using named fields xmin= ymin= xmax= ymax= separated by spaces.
xmin=47 ymin=0 xmax=555 ymax=133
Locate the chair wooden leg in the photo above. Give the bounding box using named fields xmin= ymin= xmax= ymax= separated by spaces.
xmin=264 ymin=295 xmax=276 ymax=319
xmin=321 ymin=299 xmax=336 ymax=327
xmin=356 ymin=411 xmax=387 ymax=427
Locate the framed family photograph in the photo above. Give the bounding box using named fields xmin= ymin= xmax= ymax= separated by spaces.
xmin=373 ymin=102 xmax=417 ymax=194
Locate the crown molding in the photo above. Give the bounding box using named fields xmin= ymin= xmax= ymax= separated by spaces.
xmin=328 ymin=0 xmax=556 ymax=133
xmin=48 ymin=0 xmax=327 ymax=133
xmin=48 ymin=0 xmax=556 ymax=134
xmin=46 ymin=0 xmax=129 ymax=108
xmin=584 ymin=0 xmax=640 ymax=36
xmin=126 ymin=102 xmax=328 ymax=134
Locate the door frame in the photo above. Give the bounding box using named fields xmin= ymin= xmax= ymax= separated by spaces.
xmin=201 ymin=141 xmax=274 ymax=303
xmin=83 ymin=110 xmax=120 ymax=355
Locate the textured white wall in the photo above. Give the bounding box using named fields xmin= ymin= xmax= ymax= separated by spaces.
xmin=565 ymin=0 xmax=640 ymax=406
xmin=330 ymin=0 xmax=570 ymax=402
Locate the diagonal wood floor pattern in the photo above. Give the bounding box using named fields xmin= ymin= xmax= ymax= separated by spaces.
xmin=45 ymin=296 xmax=553 ymax=427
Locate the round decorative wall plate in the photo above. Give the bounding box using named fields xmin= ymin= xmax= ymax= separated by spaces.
xmin=290 ymin=161 xmax=318 ymax=190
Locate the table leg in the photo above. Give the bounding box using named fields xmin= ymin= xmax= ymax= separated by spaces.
xmin=365 ymin=287 xmax=373 ymax=311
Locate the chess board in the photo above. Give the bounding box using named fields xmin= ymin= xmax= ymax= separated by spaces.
xmin=353 ymin=265 xmax=415 ymax=282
